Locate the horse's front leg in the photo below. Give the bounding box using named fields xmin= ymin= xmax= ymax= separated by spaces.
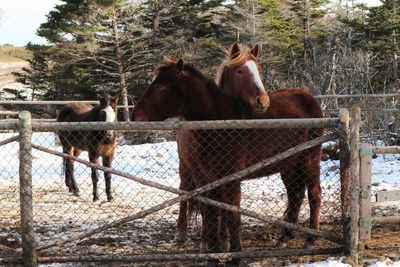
xmin=279 ymin=169 xmax=306 ymax=248
xmin=89 ymin=152 xmax=100 ymax=202
xmin=103 ymin=155 xmax=113 ymax=202
xmin=175 ymin=165 xmax=192 ymax=244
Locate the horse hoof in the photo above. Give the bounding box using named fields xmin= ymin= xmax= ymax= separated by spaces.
xmin=275 ymin=241 xmax=288 ymax=249
xmin=225 ymin=259 xmax=240 ymax=267
xmin=68 ymin=188 xmax=74 ymax=193
xmin=93 ymin=197 xmax=99 ymax=202
xmin=304 ymin=241 xmax=315 ymax=249
xmin=205 ymin=260 xmax=219 ymax=267
xmin=107 ymin=196 xmax=114 ymax=202
xmin=174 ymin=234 xmax=187 ymax=244
xmin=73 ymin=192 xmax=80 ymax=197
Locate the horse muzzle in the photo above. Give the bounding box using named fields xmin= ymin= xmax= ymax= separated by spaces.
xmin=254 ymin=92 xmax=270 ymax=113
xmin=104 ymin=131 xmax=115 ymax=144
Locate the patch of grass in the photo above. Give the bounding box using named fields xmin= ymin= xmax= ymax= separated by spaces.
xmin=0 ymin=45 xmax=31 ymax=62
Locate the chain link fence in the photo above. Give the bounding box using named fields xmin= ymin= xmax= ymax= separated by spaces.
xmin=0 ymin=115 xmax=348 ymax=266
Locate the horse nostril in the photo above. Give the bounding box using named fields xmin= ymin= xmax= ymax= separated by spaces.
xmin=255 ymin=93 xmax=269 ymax=109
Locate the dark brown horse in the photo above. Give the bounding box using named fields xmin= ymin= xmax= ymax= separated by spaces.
xmin=175 ymin=44 xmax=324 ymax=249
xmin=134 ymin=58 xmax=323 ymax=259
xmin=57 ymin=94 xmax=118 ymax=202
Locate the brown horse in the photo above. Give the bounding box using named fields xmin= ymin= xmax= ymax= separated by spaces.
xmin=57 ymin=94 xmax=118 ymax=202
xmin=175 ymin=43 xmax=324 ymax=249
xmin=134 ymin=58 xmax=323 ymax=260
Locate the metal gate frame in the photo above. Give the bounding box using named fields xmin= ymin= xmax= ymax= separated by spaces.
xmin=0 ymin=108 xmax=362 ymax=266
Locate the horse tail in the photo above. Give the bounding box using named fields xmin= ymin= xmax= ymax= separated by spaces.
xmin=187 ymin=199 xmax=200 ymax=223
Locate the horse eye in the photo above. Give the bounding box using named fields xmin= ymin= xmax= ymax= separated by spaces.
xmin=155 ymin=84 xmax=165 ymax=91
xmin=237 ymin=68 xmax=243 ymax=74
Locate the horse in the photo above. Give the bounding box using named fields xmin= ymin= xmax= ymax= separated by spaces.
xmin=57 ymin=94 xmax=118 ymax=202
xmin=175 ymin=43 xmax=324 ymax=249
xmin=134 ymin=57 xmax=323 ymax=261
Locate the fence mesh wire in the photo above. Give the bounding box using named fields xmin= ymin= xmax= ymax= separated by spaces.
xmin=0 ymin=121 xmax=343 ymax=265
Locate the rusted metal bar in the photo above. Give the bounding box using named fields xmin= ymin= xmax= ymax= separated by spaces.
xmin=18 ymin=111 xmax=37 ymax=267
xmin=0 ymin=247 xmax=344 ymax=264
xmin=35 ymin=132 xmax=341 ymax=251
xmin=345 ymin=106 xmax=361 ymax=264
xmin=359 ymin=143 xmax=372 ymax=243
xmin=0 ymin=135 xmax=19 ymax=147
xmin=31 ymin=118 xmax=340 ymax=132
xmin=372 ymin=146 xmax=400 ymax=154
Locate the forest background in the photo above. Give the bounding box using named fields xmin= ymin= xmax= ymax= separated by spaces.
xmin=1 ymin=0 xmax=399 ymax=121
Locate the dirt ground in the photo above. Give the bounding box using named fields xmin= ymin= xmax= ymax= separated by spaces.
xmin=2 ymin=219 xmax=400 ymax=266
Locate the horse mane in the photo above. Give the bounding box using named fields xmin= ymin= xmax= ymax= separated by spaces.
xmin=215 ymin=43 xmax=253 ymax=86
xmin=159 ymin=56 xmax=216 ymax=88
xmin=157 ymin=55 xmax=251 ymax=119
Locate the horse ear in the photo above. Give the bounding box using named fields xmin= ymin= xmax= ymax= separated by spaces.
xmin=98 ymin=94 xmax=106 ymax=106
xmin=112 ymin=94 xmax=119 ymax=103
xmin=176 ymin=59 xmax=184 ymax=73
xmin=230 ymin=43 xmax=240 ymax=59
xmin=250 ymin=44 xmax=259 ymax=58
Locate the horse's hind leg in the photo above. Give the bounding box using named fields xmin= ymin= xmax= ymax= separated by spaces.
xmin=175 ymin=163 xmax=193 ymax=244
xmin=89 ymin=152 xmax=100 ymax=202
xmin=304 ymin=151 xmax=322 ymax=248
xmin=64 ymin=146 xmax=80 ymax=196
xmin=69 ymin=149 xmax=81 ymax=196
xmin=63 ymin=147 xmax=72 ymax=191
xmin=103 ymin=155 xmax=113 ymax=202
xmin=279 ymin=169 xmax=306 ymax=247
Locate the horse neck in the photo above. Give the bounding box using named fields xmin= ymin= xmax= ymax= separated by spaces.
xmin=184 ymin=77 xmax=247 ymax=121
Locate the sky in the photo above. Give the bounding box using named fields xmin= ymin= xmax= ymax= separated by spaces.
xmin=0 ymin=0 xmax=384 ymax=47
xmin=0 ymin=0 xmax=61 ymax=46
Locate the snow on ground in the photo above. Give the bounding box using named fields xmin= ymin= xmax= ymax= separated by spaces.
xmin=1 ymin=132 xmax=400 ymax=266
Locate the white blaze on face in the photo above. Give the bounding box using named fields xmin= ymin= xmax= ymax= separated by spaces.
xmin=245 ymin=60 xmax=266 ymax=92
xmin=102 ymin=106 xmax=116 ymax=122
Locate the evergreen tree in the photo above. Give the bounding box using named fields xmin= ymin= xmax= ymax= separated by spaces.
xmin=346 ymin=0 xmax=400 ymax=91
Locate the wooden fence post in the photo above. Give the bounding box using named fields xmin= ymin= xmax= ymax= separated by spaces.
xmin=339 ymin=109 xmax=350 ymax=219
xmin=344 ymin=106 xmax=361 ymax=265
xmin=19 ymin=111 xmax=37 ymax=267
xmin=359 ymin=143 xmax=372 ymax=250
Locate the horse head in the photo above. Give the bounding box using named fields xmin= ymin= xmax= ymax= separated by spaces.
xmin=98 ymin=94 xmax=118 ymax=144
xmin=216 ymin=43 xmax=269 ymax=113
xmin=134 ymin=56 xmax=187 ymax=121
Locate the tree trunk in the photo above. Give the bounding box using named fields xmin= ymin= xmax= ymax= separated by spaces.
xmin=113 ymin=16 xmax=129 ymax=121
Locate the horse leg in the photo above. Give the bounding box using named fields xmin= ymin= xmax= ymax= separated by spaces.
xmin=201 ymin=202 xmax=221 ymax=267
xmin=219 ymin=215 xmax=230 ymax=252
xmin=175 ymin=164 xmax=192 ymax=244
xmin=65 ymin=147 xmax=80 ymax=196
xmin=304 ymin=153 xmax=322 ymax=248
xmin=278 ymin=169 xmax=306 ymax=247
xmin=201 ymin=201 xmax=221 ymax=252
xmin=89 ymin=152 xmax=100 ymax=202
xmin=63 ymin=146 xmax=73 ymax=191
xmin=222 ymin=182 xmax=241 ymax=267
xmin=103 ymin=155 xmax=113 ymax=202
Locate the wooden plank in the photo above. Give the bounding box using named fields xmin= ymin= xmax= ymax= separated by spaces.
xmin=376 ymin=190 xmax=400 ymax=202
xmin=372 ymin=216 xmax=400 ymax=225
xmin=373 ymin=146 xmax=400 ymax=154
xmin=359 ymin=143 xmax=372 ymax=240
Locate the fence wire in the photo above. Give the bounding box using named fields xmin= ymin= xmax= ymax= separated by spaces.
xmin=0 ymin=120 xmax=344 ymax=265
